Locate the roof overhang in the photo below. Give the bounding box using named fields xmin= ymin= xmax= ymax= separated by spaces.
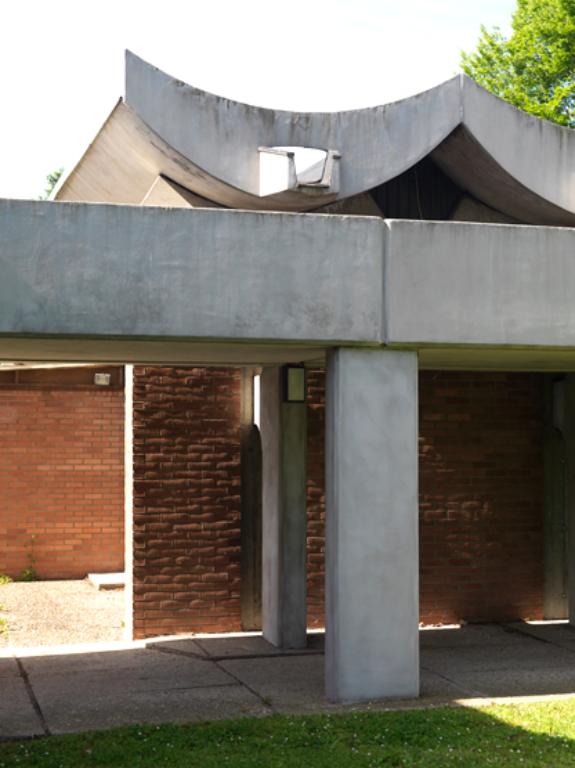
xmin=55 ymin=52 xmax=575 ymax=225
xmin=4 ymin=200 xmax=575 ymax=369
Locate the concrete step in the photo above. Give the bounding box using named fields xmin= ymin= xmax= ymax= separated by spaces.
xmin=87 ymin=572 xmax=125 ymax=590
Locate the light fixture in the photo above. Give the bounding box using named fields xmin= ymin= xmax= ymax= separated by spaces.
xmin=282 ymin=365 xmax=306 ymax=403
xmin=94 ymin=372 xmax=111 ymax=386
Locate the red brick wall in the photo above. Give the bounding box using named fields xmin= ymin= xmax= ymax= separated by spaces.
xmin=0 ymin=389 xmax=124 ymax=579
xmin=307 ymin=370 xmax=326 ymax=628
xmin=131 ymin=367 xmax=544 ymax=638
xmin=419 ymin=371 xmax=544 ymax=624
xmin=304 ymin=370 xmax=545 ymax=627
xmin=132 ymin=367 xmax=242 ymax=639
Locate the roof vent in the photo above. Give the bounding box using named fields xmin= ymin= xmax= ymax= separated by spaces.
xmin=258 ymin=146 xmax=340 ymax=198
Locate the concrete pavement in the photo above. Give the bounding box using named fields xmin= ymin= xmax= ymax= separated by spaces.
xmin=3 ymin=623 xmax=575 ymax=739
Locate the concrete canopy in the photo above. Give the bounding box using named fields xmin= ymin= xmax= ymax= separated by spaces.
xmin=4 ymin=200 xmax=575 ymax=371
xmin=55 ymin=51 xmax=575 ymax=226
xmin=6 ymin=48 xmax=575 ymax=707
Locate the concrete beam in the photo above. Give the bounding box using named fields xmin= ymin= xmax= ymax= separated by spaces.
xmin=260 ymin=367 xmax=307 ymax=649
xmin=325 ymin=348 xmax=419 ymax=701
xmin=7 ymin=205 xmax=575 ymax=368
xmin=0 ymin=200 xmax=383 ymax=346
xmin=385 ymin=220 xmax=575 ymax=349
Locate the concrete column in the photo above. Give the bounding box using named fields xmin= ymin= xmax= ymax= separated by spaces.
xmin=325 ymin=348 xmax=419 ymax=702
xmin=260 ymin=367 xmax=307 ymax=649
xmin=240 ymin=369 xmax=263 ymax=631
xmin=543 ymin=376 xmax=568 ymax=619
xmin=124 ymin=364 xmax=134 ymax=640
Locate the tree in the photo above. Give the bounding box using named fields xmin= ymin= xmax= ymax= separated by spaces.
xmin=461 ymin=0 xmax=575 ymax=126
xmin=39 ymin=167 xmax=64 ymax=200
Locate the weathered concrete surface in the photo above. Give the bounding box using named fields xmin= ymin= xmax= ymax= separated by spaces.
xmin=116 ymin=53 xmax=575 ymax=222
xmin=325 ymin=349 xmax=419 ymax=702
xmin=0 ymin=677 xmax=45 ymax=738
xmin=0 ymin=659 xmax=45 ymax=739
xmin=123 ymin=52 xmax=461 ymax=210
xmin=5 ymin=624 xmax=575 ymax=738
xmin=0 ymin=200 xmax=383 ymax=346
xmin=433 ymin=79 xmax=575 ymax=225
xmin=386 ymin=220 xmax=575 ymax=348
xmin=0 ymin=337 xmax=327 ymax=366
xmin=260 ymin=368 xmax=307 ymax=649
xmin=6 ymin=207 xmax=575 ymax=366
xmin=25 ymin=649 xmax=265 ymax=735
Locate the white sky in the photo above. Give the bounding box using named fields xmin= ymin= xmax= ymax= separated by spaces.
xmin=0 ymin=0 xmax=516 ymax=200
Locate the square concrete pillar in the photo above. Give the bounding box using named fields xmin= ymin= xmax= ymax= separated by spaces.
xmin=325 ymin=348 xmax=419 ymax=702
xmin=260 ymin=367 xmax=307 ymax=649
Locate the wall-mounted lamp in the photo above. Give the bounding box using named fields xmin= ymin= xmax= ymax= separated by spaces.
xmin=282 ymin=365 xmax=306 ymax=403
xmin=94 ymin=372 xmax=112 ymax=386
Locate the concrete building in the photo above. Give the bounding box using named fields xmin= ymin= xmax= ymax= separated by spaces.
xmin=2 ymin=50 xmax=575 ymax=702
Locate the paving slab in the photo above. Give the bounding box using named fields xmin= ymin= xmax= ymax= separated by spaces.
xmin=0 ymin=678 xmax=44 ymax=739
xmin=146 ymin=638 xmax=209 ymax=657
xmin=196 ymin=632 xmax=324 ymax=659
xmin=419 ymin=669 xmax=481 ymax=701
xmin=4 ymin=623 xmax=575 ymax=739
xmin=504 ymin=621 xmax=575 ymax=646
xmin=22 ymin=647 xmax=269 ymax=735
xmin=42 ymin=683 xmax=270 ymax=735
xmin=220 ymin=654 xmax=328 ymax=713
xmin=451 ymin=667 xmax=575 ymax=698
xmin=23 ymin=648 xmax=233 ymax=690
xmin=0 ymin=658 xmax=19 ymax=678
xmin=421 ymin=640 xmax=575 ymax=675
xmin=220 ymin=655 xmax=476 ymax=714
xmin=420 ymin=624 xmax=533 ymax=650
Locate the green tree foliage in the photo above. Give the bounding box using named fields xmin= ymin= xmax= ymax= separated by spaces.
xmin=461 ymin=0 xmax=575 ymax=126
xmin=39 ymin=167 xmax=64 ymax=200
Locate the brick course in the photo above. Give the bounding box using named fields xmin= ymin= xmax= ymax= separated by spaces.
xmin=304 ymin=370 xmax=545 ymax=626
xmin=307 ymin=370 xmax=326 ymax=628
xmin=0 ymin=388 xmax=124 ymax=579
xmin=132 ymin=367 xmax=242 ymax=639
xmin=419 ymin=371 xmax=544 ymax=624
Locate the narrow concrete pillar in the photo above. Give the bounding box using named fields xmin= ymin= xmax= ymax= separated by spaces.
xmin=240 ymin=368 xmax=263 ymax=631
xmin=260 ymin=367 xmax=307 ymax=649
xmin=124 ymin=363 xmax=134 ymax=640
xmin=325 ymin=348 xmax=419 ymax=702
xmin=543 ymin=376 xmax=568 ymax=619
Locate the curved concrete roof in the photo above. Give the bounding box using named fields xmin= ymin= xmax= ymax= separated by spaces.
xmin=57 ymin=51 xmax=575 ymax=224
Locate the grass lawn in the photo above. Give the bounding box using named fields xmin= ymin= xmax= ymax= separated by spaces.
xmin=2 ymin=699 xmax=575 ymax=767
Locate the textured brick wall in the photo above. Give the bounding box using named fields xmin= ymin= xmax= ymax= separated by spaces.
xmin=0 ymin=389 xmax=124 ymax=579
xmin=306 ymin=370 xmax=326 ymax=628
xmin=132 ymin=367 xmax=242 ymax=639
xmin=304 ymin=369 xmax=545 ymax=627
xmin=419 ymin=371 xmax=544 ymax=624
xmin=132 ymin=366 xmax=326 ymax=638
xmin=131 ymin=366 xmax=544 ymax=638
